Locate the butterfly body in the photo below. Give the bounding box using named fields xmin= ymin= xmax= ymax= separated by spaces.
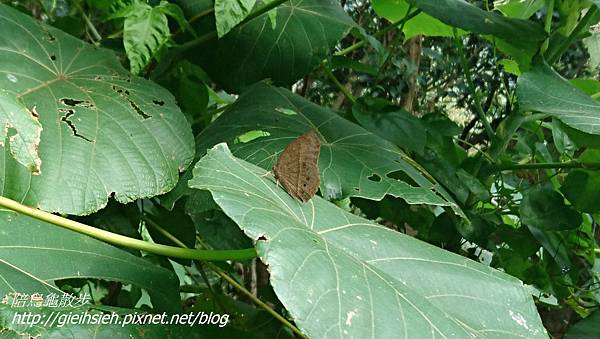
xmin=273 ymin=131 xmax=321 ymax=202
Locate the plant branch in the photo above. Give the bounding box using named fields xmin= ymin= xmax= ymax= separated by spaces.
xmin=0 ymin=195 xmax=256 ymax=261
xmin=335 ymin=9 xmax=421 ymax=57
xmin=143 ymin=219 xmax=307 ymax=338
xmin=491 ymin=161 xmax=600 ymax=172
xmin=321 ymin=63 xmax=356 ymax=104
xmin=75 ymin=1 xmax=101 ymax=44
xmin=546 ymin=6 xmax=599 ymax=64
xmin=542 ymin=0 xmax=555 ymax=52
xmin=454 ymin=30 xmax=496 ymax=141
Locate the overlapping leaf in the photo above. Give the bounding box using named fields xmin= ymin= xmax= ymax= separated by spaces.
xmin=0 ymin=4 xmax=194 ymax=215
xmin=190 ymin=0 xmax=355 ymax=92
xmin=189 ymin=144 xmax=548 ymax=339
xmin=517 ymin=63 xmax=600 ymax=134
xmin=411 ymin=0 xmax=546 ymax=45
xmin=0 ymin=210 xmax=179 ymax=312
xmin=0 ymin=90 xmax=42 ymax=173
xmin=195 ymin=83 xmax=461 ymax=214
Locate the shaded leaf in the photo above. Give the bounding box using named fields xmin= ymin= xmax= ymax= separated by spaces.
xmin=214 ymin=0 xmax=256 ymax=37
xmin=561 ymin=157 xmax=600 ymax=213
xmin=520 ymin=187 xmax=582 ymax=230
xmin=412 ymin=0 xmax=546 ymax=46
xmin=352 ymin=97 xmax=426 ymax=154
xmin=190 ymin=0 xmax=355 ymax=92
xmin=517 ymin=63 xmax=600 ymax=135
xmin=0 ymin=210 xmax=179 ymax=312
xmin=188 ymin=143 xmax=548 ymax=339
xmin=563 ymin=308 xmax=600 ymax=339
xmin=0 ymin=4 xmax=194 ymax=215
xmin=195 ymin=83 xmax=461 ymax=215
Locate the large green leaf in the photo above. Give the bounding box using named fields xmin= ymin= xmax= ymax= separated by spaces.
xmin=0 ymin=4 xmax=194 ymax=215
xmin=0 ymin=210 xmax=179 ymax=312
xmin=188 ymin=144 xmax=548 ymax=338
xmin=411 ymin=0 xmax=546 ymax=45
xmin=195 ymin=83 xmax=461 ymax=215
xmin=517 ymin=63 xmax=600 ymax=135
xmin=190 ymin=0 xmax=355 ymax=93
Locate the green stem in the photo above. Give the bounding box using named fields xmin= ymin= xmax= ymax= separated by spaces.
xmin=376 ymin=4 xmax=414 ymax=75
xmin=454 ymin=30 xmax=496 ymax=141
xmin=492 ymin=161 xmax=600 ymax=172
xmin=546 ymin=6 xmax=599 ymax=64
xmin=75 ymin=1 xmax=102 ymax=43
xmin=335 ymin=9 xmax=422 ymax=57
xmin=542 ymin=0 xmax=555 ymax=52
xmin=204 ymin=261 xmax=308 ymax=339
xmin=143 ymin=219 xmax=306 ymax=338
xmin=0 ymin=195 xmax=256 ymax=261
xmin=321 ymin=63 xmax=356 ymax=104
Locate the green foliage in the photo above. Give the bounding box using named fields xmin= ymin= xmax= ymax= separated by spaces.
xmin=1 ymin=0 xmax=600 ymax=338
xmin=189 ymin=143 xmax=547 ymax=338
xmin=112 ymin=1 xmax=190 ymax=74
xmin=0 ymin=4 xmax=194 ymax=214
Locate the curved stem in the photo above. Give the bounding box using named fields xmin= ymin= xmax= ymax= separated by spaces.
xmin=0 ymin=195 xmax=257 ymax=261
xmin=144 ymin=219 xmax=307 ymax=338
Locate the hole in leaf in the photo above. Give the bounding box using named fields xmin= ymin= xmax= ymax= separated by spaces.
xmin=152 ymin=100 xmax=165 ymax=106
xmin=60 ymin=98 xmax=94 ymax=108
xmin=368 ymin=174 xmax=382 ymax=182
xmin=59 ymin=109 xmax=93 ymax=142
xmin=127 ymin=99 xmax=150 ymax=119
xmin=257 ymin=235 xmax=269 ymax=241
xmin=354 ymin=187 xmax=360 ymax=191
xmin=386 ymin=170 xmax=418 ymax=187
xmin=50 ymin=55 xmax=56 ymax=61
xmin=45 ymin=31 xmax=55 ymax=42
xmin=233 ymin=130 xmax=270 ymax=144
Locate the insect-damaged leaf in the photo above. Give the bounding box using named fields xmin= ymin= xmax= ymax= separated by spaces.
xmin=0 ymin=4 xmax=194 ymax=215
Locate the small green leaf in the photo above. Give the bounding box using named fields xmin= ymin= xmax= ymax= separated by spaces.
xmin=520 ymin=187 xmax=582 ymax=230
xmin=561 ymin=169 xmax=600 ymax=213
xmin=214 ymin=0 xmax=257 ymax=37
xmin=518 ymin=63 xmax=600 ymax=135
xmin=188 ymin=143 xmax=547 ymax=338
xmin=121 ymin=1 xmax=171 ymax=74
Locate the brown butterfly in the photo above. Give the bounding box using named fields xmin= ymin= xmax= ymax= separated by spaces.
xmin=273 ymin=131 xmax=321 ymax=202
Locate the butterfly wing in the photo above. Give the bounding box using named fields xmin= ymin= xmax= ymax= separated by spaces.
xmin=274 ymin=131 xmax=321 ymax=202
